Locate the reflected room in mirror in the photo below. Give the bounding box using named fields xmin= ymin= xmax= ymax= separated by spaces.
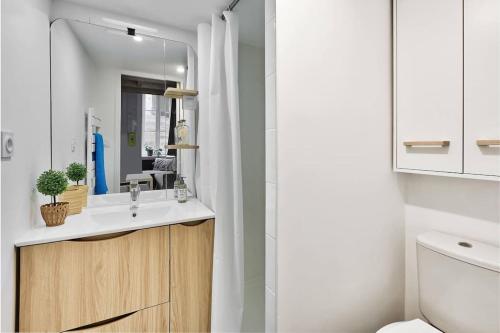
xmin=51 ymin=19 xmax=194 ymax=195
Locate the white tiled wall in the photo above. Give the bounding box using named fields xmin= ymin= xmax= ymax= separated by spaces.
xmin=265 ymin=0 xmax=277 ymax=331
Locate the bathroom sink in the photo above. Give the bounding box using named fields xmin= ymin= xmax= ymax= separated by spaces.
xmin=88 ymin=202 xmax=172 ymax=225
xmin=87 ymin=190 xmax=191 ymax=208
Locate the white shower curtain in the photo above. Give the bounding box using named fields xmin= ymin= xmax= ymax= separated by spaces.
xmin=196 ymin=12 xmax=244 ymax=332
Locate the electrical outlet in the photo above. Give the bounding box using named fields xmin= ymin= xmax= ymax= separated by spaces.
xmin=1 ymin=131 xmax=14 ymax=159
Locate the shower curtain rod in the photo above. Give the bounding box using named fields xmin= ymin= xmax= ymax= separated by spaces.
xmin=221 ymin=0 xmax=241 ymax=19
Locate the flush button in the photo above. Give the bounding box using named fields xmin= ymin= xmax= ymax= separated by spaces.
xmin=458 ymin=241 xmax=472 ymax=248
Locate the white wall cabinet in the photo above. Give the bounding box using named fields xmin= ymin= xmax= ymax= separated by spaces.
xmin=464 ymin=0 xmax=500 ymax=177
xmin=394 ymin=0 xmax=500 ymax=180
xmin=395 ymin=0 xmax=463 ymax=173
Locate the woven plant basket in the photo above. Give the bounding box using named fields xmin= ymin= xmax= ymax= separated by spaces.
xmin=40 ymin=202 xmax=69 ymax=227
xmin=69 ymin=184 xmax=89 ymax=207
xmin=59 ymin=187 xmax=82 ymax=215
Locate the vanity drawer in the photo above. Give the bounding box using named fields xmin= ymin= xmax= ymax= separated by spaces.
xmin=19 ymin=226 xmax=170 ymax=332
xmin=72 ymin=303 xmax=169 ymax=332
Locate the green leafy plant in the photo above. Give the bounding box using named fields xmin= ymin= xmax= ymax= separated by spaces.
xmin=66 ymin=163 xmax=87 ymax=185
xmin=36 ymin=170 xmax=68 ymax=205
xmin=144 ymin=145 xmax=154 ymax=151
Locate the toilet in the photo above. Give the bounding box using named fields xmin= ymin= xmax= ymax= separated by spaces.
xmin=377 ymin=231 xmax=500 ymax=333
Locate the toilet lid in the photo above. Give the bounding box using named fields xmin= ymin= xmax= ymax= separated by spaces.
xmin=377 ymin=319 xmax=442 ymax=333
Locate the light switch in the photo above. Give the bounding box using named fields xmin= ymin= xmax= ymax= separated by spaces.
xmin=1 ymin=131 xmax=14 ymax=159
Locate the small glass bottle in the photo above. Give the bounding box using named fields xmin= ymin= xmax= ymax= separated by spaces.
xmin=175 ymin=119 xmax=189 ymax=145
xmin=173 ymin=174 xmax=181 ymax=198
xmin=177 ymin=177 xmax=188 ymax=203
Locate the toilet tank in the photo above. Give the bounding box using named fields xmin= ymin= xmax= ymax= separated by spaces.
xmin=417 ymin=232 xmax=500 ymax=333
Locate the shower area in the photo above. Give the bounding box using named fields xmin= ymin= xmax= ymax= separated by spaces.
xmin=233 ymin=0 xmax=266 ymax=331
xmin=196 ymin=0 xmax=266 ymax=331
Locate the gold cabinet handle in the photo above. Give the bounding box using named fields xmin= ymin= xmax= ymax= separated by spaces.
xmin=476 ymin=140 xmax=500 ymax=147
xmin=403 ymin=140 xmax=450 ymax=147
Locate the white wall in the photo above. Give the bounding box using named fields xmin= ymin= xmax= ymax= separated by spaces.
xmin=239 ymin=42 xmax=266 ymax=332
xmin=404 ymin=175 xmax=500 ymax=320
xmin=1 ymin=0 xmax=52 ymax=331
xmin=51 ymin=19 xmax=97 ymax=172
xmin=274 ymin=0 xmax=405 ymax=331
xmin=50 ymin=0 xmax=197 ymax=52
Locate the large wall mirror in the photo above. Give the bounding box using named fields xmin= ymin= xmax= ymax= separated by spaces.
xmin=51 ymin=19 xmax=194 ymax=195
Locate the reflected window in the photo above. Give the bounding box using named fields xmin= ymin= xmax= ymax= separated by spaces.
xmin=142 ymin=94 xmax=170 ymax=156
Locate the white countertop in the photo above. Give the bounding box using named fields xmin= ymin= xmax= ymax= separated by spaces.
xmin=15 ymin=197 xmax=215 ymax=247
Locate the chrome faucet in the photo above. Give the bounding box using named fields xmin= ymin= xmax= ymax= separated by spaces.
xmin=129 ymin=181 xmax=141 ymax=216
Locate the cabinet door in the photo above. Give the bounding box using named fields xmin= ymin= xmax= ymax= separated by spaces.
xmin=464 ymin=0 xmax=500 ymax=177
xmin=19 ymin=227 xmax=170 ymax=332
xmin=170 ymin=220 xmax=215 ymax=333
xmin=73 ymin=303 xmax=169 ymax=332
xmin=395 ymin=0 xmax=463 ymax=173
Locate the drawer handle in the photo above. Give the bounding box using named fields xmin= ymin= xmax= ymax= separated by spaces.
xmin=70 ymin=231 xmax=137 ymax=242
xmin=403 ymin=140 xmax=450 ymax=147
xmin=477 ymin=140 xmax=500 ymax=147
xmin=66 ymin=310 xmax=137 ymax=331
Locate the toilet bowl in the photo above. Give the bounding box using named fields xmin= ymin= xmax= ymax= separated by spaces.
xmin=376 ymin=319 xmax=441 ymax=333
xmin=377 ymin=231 xmax=500 ymax=333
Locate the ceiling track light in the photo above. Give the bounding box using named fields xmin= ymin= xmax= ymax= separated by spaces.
xmin=127 ymin=27 xmax=143 ymax=42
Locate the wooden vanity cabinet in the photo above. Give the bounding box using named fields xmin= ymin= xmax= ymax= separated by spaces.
xmin=19 ymin=227 xmax=170 ymax=332
xmin=18 ymin=219 xmax=215 ymax=333
xmin=170 ymin=220 xmax=215 ymax=333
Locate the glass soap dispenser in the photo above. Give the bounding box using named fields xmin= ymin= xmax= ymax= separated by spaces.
xmin=175 ymin=119 xmax=189 ymax=145
xmin=177 ymin=177 xmax=187 ymax=203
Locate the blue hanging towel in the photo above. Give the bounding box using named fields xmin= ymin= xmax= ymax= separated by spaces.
xmin=94 ymin=133 xmax=108 ymax=195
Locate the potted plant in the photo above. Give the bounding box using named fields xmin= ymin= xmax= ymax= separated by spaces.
xmin=155 ymin=148 xmax=163 ymax=157
xmin=66 ymin=162 xmax=88 ymax=208
xmin=145 ymin=145 xmax=154 ymax=156
xmin=37 ymin=170 xmax=69 ymax=227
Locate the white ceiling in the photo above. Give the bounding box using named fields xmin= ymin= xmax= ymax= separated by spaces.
xmin=62 ymin=0 xmax=265 ymax=47
xmin=65 ymin=20 xmax=187 ymax=80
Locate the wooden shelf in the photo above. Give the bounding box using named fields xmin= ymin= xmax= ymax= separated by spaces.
xmin=167 ymin=144 xmax=199 ymax=150
xmin=164 ymin=88 xmax=198 ymax=98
